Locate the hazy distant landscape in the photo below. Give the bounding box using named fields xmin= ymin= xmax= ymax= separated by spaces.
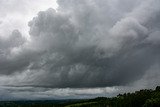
xmin=0 ymin=86 xmax=160 ymax=107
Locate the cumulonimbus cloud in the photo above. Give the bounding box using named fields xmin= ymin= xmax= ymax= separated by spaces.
xmin=0 ymin=0 xmax=160 ymax=89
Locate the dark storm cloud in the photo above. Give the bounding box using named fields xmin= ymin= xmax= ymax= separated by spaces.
xmin=0 ymin=30 xmax=25 ymax=49
xmin=0 ymin=0 xmax=160 ymax=89
xmin=0 ymin=30 xmax=27 ymax=74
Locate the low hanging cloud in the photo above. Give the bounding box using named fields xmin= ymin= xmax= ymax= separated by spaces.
xmin=0 ymin=0 xmax=160 ymax=91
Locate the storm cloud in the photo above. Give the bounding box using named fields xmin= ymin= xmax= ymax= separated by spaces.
xmin=0 ymin=0 xmax=160 ymax=99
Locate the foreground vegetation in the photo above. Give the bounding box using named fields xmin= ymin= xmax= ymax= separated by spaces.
xmin=0 ymin=86 xmax=160 ymax=107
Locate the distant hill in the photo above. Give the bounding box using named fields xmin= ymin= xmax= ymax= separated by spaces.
xmin=0 ymin=86 xmax=160 ymax=107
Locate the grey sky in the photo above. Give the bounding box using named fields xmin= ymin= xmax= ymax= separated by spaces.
xmin=0 ymin=0 xmax=160 ymax=100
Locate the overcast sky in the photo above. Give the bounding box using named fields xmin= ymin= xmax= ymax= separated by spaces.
xmin=0 ymin=0 xmax=160 ymax=100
